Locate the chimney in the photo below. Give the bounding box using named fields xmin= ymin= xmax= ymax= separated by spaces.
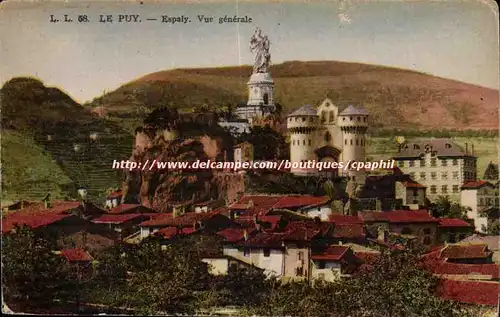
xmin=471 ymin=144 xmax=475 ymax=155
xmin=44 ymin=199 xmax=48 ymax=209
xmin=465 ymin=143 xmax=468 ymax=155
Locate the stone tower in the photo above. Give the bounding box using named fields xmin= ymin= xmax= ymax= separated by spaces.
xmin=337 ymin=105 xmax=369 ymax=182
xmin=287 ymin=104 xmax=319 ymax=175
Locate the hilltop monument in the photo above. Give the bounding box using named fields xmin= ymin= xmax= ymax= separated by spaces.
xmin=234 ymin=28 xmax=276 ymax=121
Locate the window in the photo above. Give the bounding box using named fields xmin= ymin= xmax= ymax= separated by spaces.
xmin=357 ymin=116 xmax=360 ymax=121
xmin=430 ymin=185 xmax=437 ymax=194
xmin=263 ymin=93 xmax=269 ymax=104
xmin=423 ymin=228 xmax=431 ymax=235
xmin=410 ymin=172 xmax=416 ymax=179
xmin=361 ymin=140 xmax=364 ymax=146
xmin=398 ymin=161 xmax=405 ymax=168
xmin=349 ymin=116 xmax=353 ymax=121
xmin=452 ymin=172 xmax=459 ymax=179
xmin=329 ymin=111 xmax=334 ymax=122
xmin=441 ymin=159 xmax=447 ymax=166
xmin=356 ymin=139 xmax=359 ymax=146
xmin=243 ymin=248 xmax=250 ymax=257
xmin=298 ymin=251 xmax=304 ymax=261
xmin=452 ymin=185 xmax=459 ymax=193
xmin=325 ymin=132 xmax=332 ymax=142
xmin=409 ymin=161 xmax=415 ymax=167
xmin=345 ymin=139 xmax=347 ymax=145
xmin=423 ymin=236 xmax=431 ymax=245
xmin=263 ymin=248 xmax=270 ymax=257
xmin=420 ymin=159 xmax=426 ymax=167
xmin=479 ymin=198 xmax=484 ymax=206
xmin=441 ymin=172 xmax=448 ymax=180
xmin=321 ymin=112 xmax=326 ymax=123
xmin=318 ymin=273 xmax=325 ymax=280
xmin=430 ymin=158 xmax=437 ymax=167
xmin=302 ymin=117 xmax=306 ymax=122
xmin=309 ymin=117 xmax=313 ymax=122
xmin=350 ymin=139 xmax=353 ymax=145
xmin=414 ymin=144 xmax=420 ymax=150
xmin=431 ymin=172 xmax=437 ymax=180
xmin=318 ymin=261 xmax=326 ymax=269
xmin=413 ymin=189 xmax=419 ymax=196
xmin=441 ymin=185 xmax=448 ymax=194
xmin=308 ymin=140 xmax=311 ymax=146
xmin=452 ymin=159 xmax=458 ymax=166
xmin=420 ymin=172 xmax=426 ymax=180
xmin=303 ymin=140 xmax=306 ymax=145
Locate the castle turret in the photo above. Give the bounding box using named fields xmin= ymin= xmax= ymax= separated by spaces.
xmin=338 ymin=105 xmax=369 ymax=182
xmin=287 ymin=104 xmax=319 ymax=175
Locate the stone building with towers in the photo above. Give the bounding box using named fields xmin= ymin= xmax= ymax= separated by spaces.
xmin=287 ymin=99 xmax=369 ymax=182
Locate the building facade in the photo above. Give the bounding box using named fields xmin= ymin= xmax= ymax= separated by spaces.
xmin=460 ymin=180 xmax=499 ymax=233
xmin=287 ymin=99 xmax=369 ymax=182
xmin=393 ymin=139 xmax=478 ymax=202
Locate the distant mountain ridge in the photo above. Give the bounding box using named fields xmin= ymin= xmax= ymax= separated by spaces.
xmin=90 ymin=60 xmax=498 ymax=131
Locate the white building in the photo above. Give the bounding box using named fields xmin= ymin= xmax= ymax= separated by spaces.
xmin=287 ymin=99 xmax=369 ymax=182
xmin=393 ymin=138 xmax=478 ymax=202
xmin=460 ymin=180 xmax=499 ymax=233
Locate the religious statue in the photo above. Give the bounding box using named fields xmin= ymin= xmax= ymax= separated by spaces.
xmin=250 ymin=28 xmax=271 ymax=73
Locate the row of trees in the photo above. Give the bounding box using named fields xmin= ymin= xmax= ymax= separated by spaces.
xmin=2 ymin=227 xmax=480 ymax=316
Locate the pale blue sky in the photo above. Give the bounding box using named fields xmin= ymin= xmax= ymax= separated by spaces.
xmin=1 ymin=0 xmax=498 ymax=103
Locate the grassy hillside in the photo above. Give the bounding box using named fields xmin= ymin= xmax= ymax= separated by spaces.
xmin=1 ymin=78 xmax=134 ymax=202
xmin=90 ymin=61 xmax=499 ymax=131
xmin=1 ymin=131 xmax=73 ymax=205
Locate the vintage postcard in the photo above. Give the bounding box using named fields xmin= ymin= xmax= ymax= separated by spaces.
xmin=1 ymin=0 xmax=499 ymax=315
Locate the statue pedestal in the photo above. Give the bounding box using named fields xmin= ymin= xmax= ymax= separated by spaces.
xmin=246 ymin=72 xmax=275 ymax=107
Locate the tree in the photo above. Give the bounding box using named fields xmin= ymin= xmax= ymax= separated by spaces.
xmin=2 ymin=226 xmax=76 ymax=309
xmin=430 ymin=196 xmax=469 ymax=219
xmin=323 ymin=178 xmax=348 ymax=214
xmin=238 ymin=125 xmax=286 ymax=160
xmin=332 ymin=247 xmax=473 ymax=317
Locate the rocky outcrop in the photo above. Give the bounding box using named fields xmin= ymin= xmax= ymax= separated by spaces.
xmin=121 ymin=107 xmax=243 ymax=211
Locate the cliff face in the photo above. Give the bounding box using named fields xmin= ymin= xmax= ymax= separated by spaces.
xmin=121 ymin=108 xmax=244 ymax=211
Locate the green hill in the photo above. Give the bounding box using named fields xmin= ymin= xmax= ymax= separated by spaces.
xmin=90 ymin=61 xmax=498 ymax=131
xmin=1 ymin=78 xmax=134 ymax=202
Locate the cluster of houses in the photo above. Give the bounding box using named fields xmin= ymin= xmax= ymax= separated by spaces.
xmin=2 ymin=182 xmax=499 ymax=311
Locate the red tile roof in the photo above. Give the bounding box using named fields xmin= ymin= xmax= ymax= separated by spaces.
xmin=440 ymin=244 xmax=492 ymax=260
xmin=217 ymin=227 xmax=256 ymax=242
xmin=422 ymin=249 xmax=499 ymax=278
xmin=109 ymin=204 xmax=143 ymax=214
xmin=333 ymin=223 xmax=365 ymax=238
xmin=461 ymin=180 xmax=495 ymax=189
xmin=437 ymin=218 xmax=472 ymax=228
xmin=155 ymin=227 xmax=196 ymax=239
xmin=436 ymin=279 xmax=500 ymax=306
xmin=274 ymin=195 xmax=329 ymax=209
xmin=91 ymin=213 xmax=146 ymax=224
xmin=400 ymin=180 xmax=426 ymax=188
xmin=230 ymin=195 xmax=330 ymax=216
xmin=2 ymin=213 xmax=73 ymax=234
xmin=10 ymin=200 xmax=81 ymax=215
xmin=139 ymin=211 xmax=223 ymax=227
xmin=60 ymin=248 xmax=93 ymax=262
xmin=329 ymin=214 xmax=363 ymax=224
xmin=360 ymin=210 xmax=437 ymax=223
xmin=311 ymin=245 xmax=349 ymax=261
